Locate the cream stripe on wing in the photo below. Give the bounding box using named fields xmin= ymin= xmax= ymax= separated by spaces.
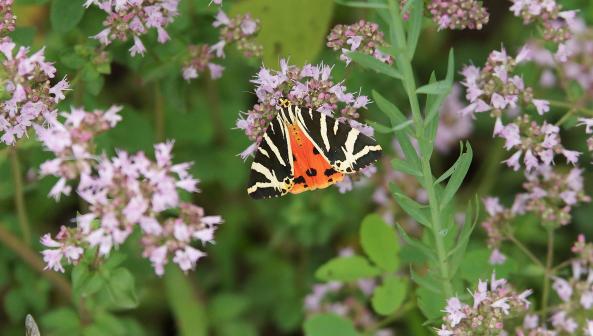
xmin=319 ymin=113 xmax=331 ymax=152
xmin=263 ymin=133 xmax=286 ymax=166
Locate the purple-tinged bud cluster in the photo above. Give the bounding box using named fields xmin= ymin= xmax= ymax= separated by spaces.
xmin=509 ymin=0 xmax=576 ymax=43
xmin=181 ymin=44 xmax=224 ymax=81
xmin=85 ymin=0 xmax=180 ymax=57
xmin=0 ymin=39 xmax=69 ymax=145
xmin=326 ymin=20 xmax=392 ymax=65
xmin=480 ymin=197 xmax=517 ymax=265
xmin=35 ymin=106 xmax=123 ymax=201
xmin=519 ymin=166 xmax=590 ymax=226
xmin=428 ymin=0 xmax=489 ymax=31
xmin=436 ymin=273 xmax=532 ymax=335
xmin=0 ymin=0 xmax=15 ymax=37
xmin=40 ymin=139 xmax=222 ymax=276
xmin=237 ymin=59 xmax=371 ymax=158
xmin=211 ymin=10 xmax=262 ymax=59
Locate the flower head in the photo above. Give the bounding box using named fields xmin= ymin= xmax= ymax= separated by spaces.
xmin=326 ymin=20 xmax=393 ymax=65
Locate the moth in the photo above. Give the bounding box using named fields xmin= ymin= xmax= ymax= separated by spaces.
xmin=247 ymin=99 xmax=383 ymax=199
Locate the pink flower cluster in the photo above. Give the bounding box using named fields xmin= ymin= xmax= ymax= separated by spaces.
xmin=211 ymin=10 xmax=262 ymax=59
xmin=509 ymin=0 xmax=577 ymax=43
xmin=481 ymin=167 xmax=588 ymax=264
xmin=526 ymin=15 xmax=593 ymax=94
xmin=0 ymin=0 xmax=15 ymax=36
xmin=85 ymin=0 xmax=180 ymax=57
xmin=437 ymin=273 xmax=532 ymax=335
xmin=0 ymin=39 xmax=69 ymax=145
xmin=326 ymin=20 xmax=392 ymax=65
xmin=460 ymin=47 xmax=545 ymax=118
xmin=460 ymin=47 xmax=584 ymax=172
xmin=541 ymin=236 xmax=593 ymax=334
xmin=428 ymin=0 xmax=489 ymax=31
xmin=237 ymin=59 xmax=371 ymax=158
xmin=34 ymin=104 xmax=222 ymax=276
xmin=181 ymin=44 xmax=224 ymax=81
xmin=35 ymin=106 xmax=123 ymax=201
xmin=40 ymin=130 xmax=222 ymax=275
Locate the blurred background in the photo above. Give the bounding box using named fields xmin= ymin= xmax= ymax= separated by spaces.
xmin=2 ymin=0 xmax=593 ymax=335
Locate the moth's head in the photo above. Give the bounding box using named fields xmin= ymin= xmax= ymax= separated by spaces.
xmin=278 ymin=98 xmax=291 ymax=109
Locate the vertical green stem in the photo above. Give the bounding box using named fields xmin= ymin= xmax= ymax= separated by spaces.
xmin=388 ymin=0 xmax=453 ymax=298
xmin=541 ymin=227 xmax=554 ymax=320
xmin=154 ymin=83 xmax=165 ymax=142
xmin=9 ymin=146 xmax=31 ymax=245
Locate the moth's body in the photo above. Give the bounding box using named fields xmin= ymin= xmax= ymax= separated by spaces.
xmin=247 ymin=100 xmax=382 ymax=199
xmin=287 ymin=122 xmax=344 ymax=194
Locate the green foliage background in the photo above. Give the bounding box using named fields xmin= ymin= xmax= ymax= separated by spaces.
xmin=2 ymin=0 xmax=593 ymax=335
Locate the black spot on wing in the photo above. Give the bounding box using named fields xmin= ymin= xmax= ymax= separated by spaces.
xmin=247 ymin=114 xmax=293 ymax=199
xmin=294 ymin=176 xmax=306 ymax=184
xmin=306 ymin=168 xmax=317 ymax=177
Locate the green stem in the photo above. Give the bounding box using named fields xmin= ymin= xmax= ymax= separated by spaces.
xmin=154 ymin=83 xmax=165 ymax=142
xmin=388 ymin=0 xmax=453 ymax=298
xmin=505 ymin=230 xmax=544 ymax=269
xmin=549 ymin=99 xmax=593 ymax=117
xmin=9 ymin=146 xmax=31 ymax=245
xmin=541 ymin=227 xmax=554 ymax=320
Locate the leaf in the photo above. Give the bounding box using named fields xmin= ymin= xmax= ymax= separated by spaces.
xmin=164 ymin=266 xmax=208 ymax=336
xmin=50 ymin=0 xmax=85 ymax=33
xmin=416 ymin=80 xmax=450 ymax=95
xmin=40 ymin=308 xmax=81 ymax=335
xmin=372 ymin=90 xmax=407 ymax=126
xmin=304 ymin=314 xmax=359 ymax=336
xmin=434 ymin=143 xmax=465 ymax=185
xmin=315 ymin=255 xmax=381 ymax=282
xmin=360 ymin=214 xmax=400 ymax=272
xmin=426 ymin=49 xmax=455 ymax=123
xmin=392 ymin=158 xmax=422 ymax=177
xmin=335 ymin=0 xmax=388 ymax=8
xmin=449 ymin=199 xmax=479 ymax=277
xmin=104 ymin=268 xmax=138 ymax=309
xmin=395 ymin=224 xmax=437 ymax=262
xmin=417 ymin=286 xmax=445 ymax=320
xmin=440 ymin=143 xmax=473 ymax=208
xmin=405 ymin=0 xmax=423 ymax=59
xmin=231 ymin=0 xmax=334 ymax=67
xmin=348 ymin=52 xmax=403 ymax=79
xmin=390 ymin=183 xmax=431 ymax=228
xmin=371 ymin=275 xmax=407 ymax=316
xmin=410 ymin=269 xmax=440 ymax=294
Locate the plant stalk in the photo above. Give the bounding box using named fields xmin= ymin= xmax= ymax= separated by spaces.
xmin=541 ymin=227 xmax=554 ymax=320
xmin=9 ymin=146 xmax=31 ymax=245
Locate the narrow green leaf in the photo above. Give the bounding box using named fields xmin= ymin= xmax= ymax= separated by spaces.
xmin=434 ymin=143 xmax=465 ymax=185
xmin=371 ymin=275 xmax=407 ymax=316
xmin=367 ymin=119 xmax=413 ymax=134
xmin=416 ymin=80 xmax=450 ymax=95
xmin=372 ymin=90 xmax=407 ymax=125
xmin=449 ymin=198 xmax=479 ymax=276
xmin=50 ymin=0 xmax=85 ymax=33
xmin=104 ymin=268 xmax=138 ymax=309
xmin=335 ymin=0 xmax=388 ymax=8
xmin=406 ymin=0 xmax=423 ymax=59
xmin=164 ymin=267 xmax=208 ymax=336
xmin=441 ymin=143 xmax=473 ymax=207
xmin=348 ymin=52 xmax=402 ymax=79
xmin=395 ymin=224 xmax=437 ymax=262
xmin=304 ymin=314 xmax=359 ymax=336
xmin=410 ymin=269 xmax=440 ymax=294
xmin=315 ymin=256 xmax=381 ymax=282
xmin=426 ymin=49 xmax=455 ymax=123
xmin=392 ymin=158 xmax=422 ymax=177
xmin=390 ymin=183 xmax=431 ymax=228
xmin=360 ymin=214 xmax=400 ymax=272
